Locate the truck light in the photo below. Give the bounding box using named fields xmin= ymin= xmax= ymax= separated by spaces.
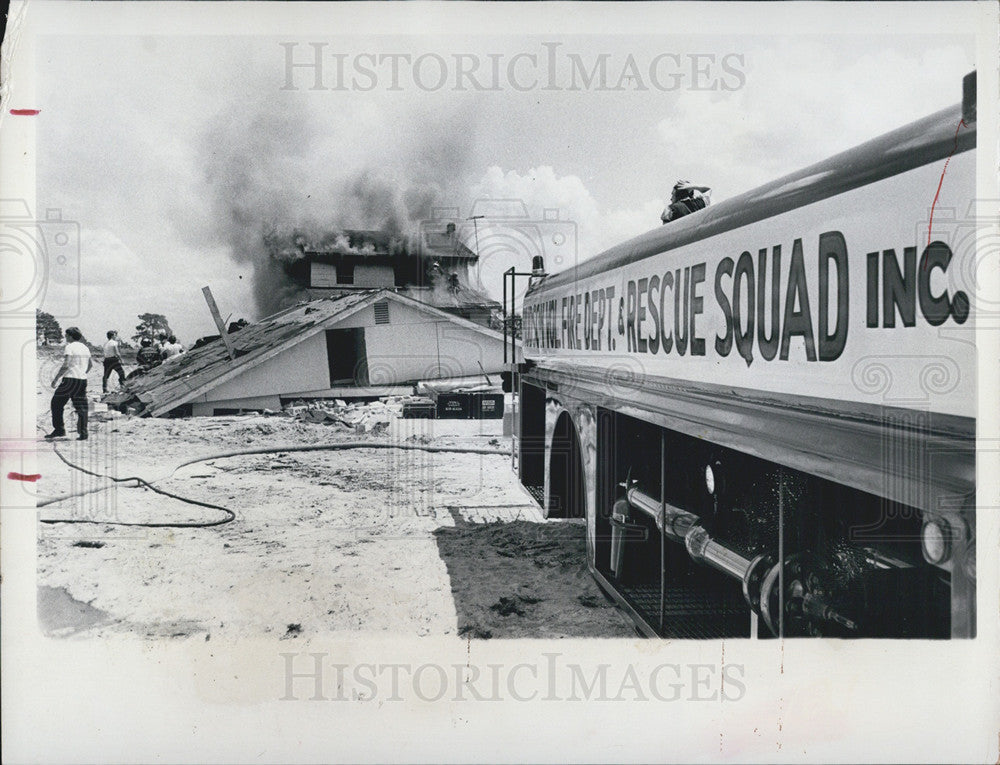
xmin=921 ymin=517 xmax=952 ymax=565
xmin=705 ymin=460 xmax=723 ymax=496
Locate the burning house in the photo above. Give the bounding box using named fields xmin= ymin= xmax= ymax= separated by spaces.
xmin=104 ymin=204 xmax=519 ymax=416
xmin=274 ymin=219 xmax=502 ymax=328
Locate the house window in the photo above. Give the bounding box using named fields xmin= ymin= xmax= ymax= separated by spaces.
xmin=337 ymin=263 xmax=355 ymax=285
xmin=310 ymin=261 xmax=338 ymax=288
xmin=373 ymin=301 xmax=390 ymax=325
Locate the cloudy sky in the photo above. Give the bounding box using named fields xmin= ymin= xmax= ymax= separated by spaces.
xmin=35 ymin=23 xmax=974 ymax=343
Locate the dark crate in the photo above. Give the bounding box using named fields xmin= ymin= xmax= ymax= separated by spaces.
xmin=470 ymin=392 xmax=504 ymax=419
xmin=402 ymin=401 xmax=436 ymax=419
xmin=436 ymin=393 xmax=471 ymax=419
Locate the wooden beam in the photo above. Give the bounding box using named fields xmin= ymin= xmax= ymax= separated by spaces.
xmin=202 ymin=286 xmax=237 ymax=361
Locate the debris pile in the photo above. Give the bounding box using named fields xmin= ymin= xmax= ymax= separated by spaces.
xmin=275 ymin=386 xmax=502 ymax=430
xmin=279 ymin=397 xmax=423 ymax=433
xmin=87 ymin=401 xmax=125 ymax=423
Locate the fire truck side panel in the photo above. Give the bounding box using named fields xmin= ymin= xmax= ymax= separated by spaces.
xmin=515 ymin=96 xmax=976 ymax=639
xmin=522 ymin=150 xmax=976 ymax=419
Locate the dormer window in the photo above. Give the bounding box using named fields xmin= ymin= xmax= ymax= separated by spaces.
xmin=337 ymin=263 xmax=355 ymax=285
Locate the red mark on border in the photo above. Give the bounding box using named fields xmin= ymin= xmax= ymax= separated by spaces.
xmin=8 ymin=472 xmax=42 ymax=482
xmin=9 ymin=109 xmax=40 ymax=116
xmin=927 ymin=118 xmax=969 ymax=251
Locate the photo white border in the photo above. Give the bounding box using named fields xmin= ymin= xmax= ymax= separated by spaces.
xmin=2 ymin=2 xmax=998 ymax=762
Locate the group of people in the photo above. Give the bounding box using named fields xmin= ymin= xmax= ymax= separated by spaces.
xmin=45 ymin=327 xmax=185 ymax=441
xmin=133 ymin=333 xmax=184 ymax=373
xmin=102 ymin=330 xmax=185 ymax=388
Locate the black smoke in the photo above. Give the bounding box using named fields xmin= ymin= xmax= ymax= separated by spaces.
xmin=200 ymin=94 xmax=479 ymax=316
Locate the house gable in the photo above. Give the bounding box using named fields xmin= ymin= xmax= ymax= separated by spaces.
xmin=136 ymin=289 xmax=516 ymax=415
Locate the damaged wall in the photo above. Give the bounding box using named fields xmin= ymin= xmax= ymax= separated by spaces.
xmin=187 ymin=295 xmax=509 ymax=415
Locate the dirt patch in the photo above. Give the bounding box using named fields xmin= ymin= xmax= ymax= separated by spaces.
xmin=433 ymin=516 xmax=632 ymax=639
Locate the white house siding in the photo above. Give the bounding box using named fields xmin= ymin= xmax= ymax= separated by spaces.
xmin=332 ymin=298 xmax=418 ymax=329
xmin=190 ymin=298 xmax=508 ymax=413
xmin=309 ymin=262 xmax=394 ymax=289
xmin=199 ymin=331 xmax=329 ymax=402
xmin=353 ymin=264 xmax=395 ymax=287
xmin=364 ymin=322 xmax=504 ymax=383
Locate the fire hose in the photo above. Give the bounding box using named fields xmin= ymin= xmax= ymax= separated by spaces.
xmin=37 ymin=439 xmax=509 ymax=528
xmin=618 ymin=485 xmax=858 ymax=637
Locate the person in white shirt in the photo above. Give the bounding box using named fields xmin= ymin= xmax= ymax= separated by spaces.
xmin=46 ymin=327 xmax=93 ymax=441
xmin=161 ymin=335 xmax=184 ymax=361
xmin=101 ymin=330 xmax=126 ymax=393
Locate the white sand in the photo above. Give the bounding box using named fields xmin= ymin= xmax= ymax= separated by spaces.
xmin=35 ymin=350 xmax=633 ymax=640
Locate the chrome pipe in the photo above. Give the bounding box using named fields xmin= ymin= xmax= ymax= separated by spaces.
xmin=625 ymin=486 xmax=698 ymax=541
xmin=624 ymin=485 xmax=856 ymax=635
xmin=625 ymin=486 xmax=751 ymax=579
xmin=684 ymin=526 xmax=753 ymax=580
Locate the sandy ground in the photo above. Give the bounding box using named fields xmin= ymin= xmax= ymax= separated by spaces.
xmin=34 ymin=350 xmax=633 ymax=640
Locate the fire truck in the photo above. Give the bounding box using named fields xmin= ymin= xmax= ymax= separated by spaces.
xmin=510 ymin=73 xmax=978 ymax=638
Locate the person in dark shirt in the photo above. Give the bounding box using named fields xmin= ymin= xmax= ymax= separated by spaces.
xmin=661 ymin=180 xmax=712 ymax=224
xmin=135 ymin=337 xmax=162 ymax=372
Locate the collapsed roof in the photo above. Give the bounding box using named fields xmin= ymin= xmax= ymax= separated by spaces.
xmin=106 ymin=289 xmax=508 ymax=417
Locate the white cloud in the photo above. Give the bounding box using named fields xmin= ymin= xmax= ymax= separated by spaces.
xmin=77 ymin=229 xmax=140 ymax=287
xmin=470 ymin=165 xmax=669 ymax=252
xmin=601 ymin=198 xmax=671 ymax=248
xmin=463 ymin=165 xmax=667 ymax=302
xmin=657 ymin=42 xmax=973 ymax=200
xmin=462 ymin=43 xmax=976 ymax=291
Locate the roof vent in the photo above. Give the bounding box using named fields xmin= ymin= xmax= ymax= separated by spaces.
xmin=374 ymin=301 xmax=390 ymax=325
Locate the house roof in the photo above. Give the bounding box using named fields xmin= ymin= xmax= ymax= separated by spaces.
xmin=299 ymin=228 xmax=478 ymax=261
xmin=405 ymin=285 xmax=501 ymax=311
xmin=116 ymin=289 xmax=509 ymax=417
xmin=304 ymin=284 xmax=501 ymax=312
xmin=419 ymin=231 xmax=478 ymax=260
